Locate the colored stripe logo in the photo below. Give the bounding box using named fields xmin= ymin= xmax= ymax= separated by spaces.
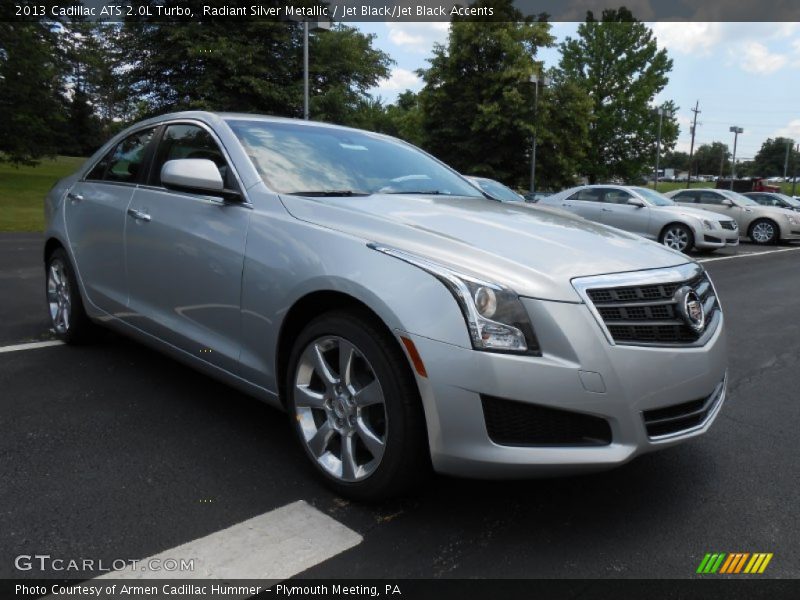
xmin=697 ymin=552 xmax=773 ymax=574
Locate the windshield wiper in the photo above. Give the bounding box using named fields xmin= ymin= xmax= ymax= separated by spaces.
xmin=288 ymin=190 xmax=371 ymax=197
xmin=384 ymin=190 xmax=450 ymax=195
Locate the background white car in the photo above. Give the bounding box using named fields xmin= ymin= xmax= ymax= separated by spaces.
xmin=540 ymin=185 xmax=739 ymax=253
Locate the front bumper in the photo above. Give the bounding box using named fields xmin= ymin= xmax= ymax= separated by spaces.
xmin=406 ymin=296 xmax=727 ymax=478
xmin=778 ymin=222 xmax=800 ymax=240
xmin=695 ymin=228 xmax=739 ymax=249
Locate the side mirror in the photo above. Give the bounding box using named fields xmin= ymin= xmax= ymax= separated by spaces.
xmin=161 ymin=159 xmax=240 ymax=200
xmin=627 ymin=197 xmax=645 ymax=208
xmin=721 ymin=198 xmax=733 ymax=207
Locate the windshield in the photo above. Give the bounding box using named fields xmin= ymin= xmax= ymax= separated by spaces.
xmin=226 ymin=119 xmax=483 ymax=198
xmin=777 ymin=194 xmax=800 ymax=207
xmin=721 ymin=190 xmax=759 ymax=206
xmin=632 ymin=187 xmax=675 ymax=206
xmin=470 ymin=177 xmax=524 ymax=202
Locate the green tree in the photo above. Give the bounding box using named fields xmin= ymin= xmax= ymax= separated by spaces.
xmin=117 ymin=2 xmax=390 ymax=123
xmin=533 ymin=75 xmax=593 ymax=190
xmin=559 ymin=8 xmax=677 ymax=183
xmin=0 ymin=14 xmax=68 ymax=164
xmin=663 ymin=150 xmax=690 ymax=171
xmin=417 ymin=0 xmax=581 ymax=188
xmin=752 ymin=137 xmax=798 ymax=177
xmin=378 ymin=91 xmax=425 ymax=147
xmin=692 ymin=142 xmax=730 ymax=177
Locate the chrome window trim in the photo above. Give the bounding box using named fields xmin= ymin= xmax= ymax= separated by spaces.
xmin=571 ymin=262 xmax=723 ymax=348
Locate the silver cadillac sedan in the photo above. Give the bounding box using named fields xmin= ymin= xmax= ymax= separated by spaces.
xmin=539 ymin=184 xmax=739 ymax=253
xmin=44 ymin=112 xmax=728 ymax=499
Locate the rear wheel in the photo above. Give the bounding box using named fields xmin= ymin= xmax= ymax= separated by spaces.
xmin=749 ymin=219 xmax=778 ymax=245
xmin=660 ymin=224 xmax=694 ymax=253
xmin=286 ymin=310 xmax=429 ymax=500
xmin=46 ymin=248 xmax=94 ymax=344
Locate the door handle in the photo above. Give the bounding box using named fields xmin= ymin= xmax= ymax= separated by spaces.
xmin=67 ymin=192 xmax=84 ymax=204
xmin=127 ymin=208 xmax=151 ymax=222
xmin=601 ymin=208 xmax=612 ymax=212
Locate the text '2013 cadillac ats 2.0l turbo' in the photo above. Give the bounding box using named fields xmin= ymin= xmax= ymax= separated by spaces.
xmin=44 ymin=112 xmax=728 ymax=499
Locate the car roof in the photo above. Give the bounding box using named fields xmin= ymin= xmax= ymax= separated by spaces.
xmin=128 ymin=110 xmax=388 ymax=138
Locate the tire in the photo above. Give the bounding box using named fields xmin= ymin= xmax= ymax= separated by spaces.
xmin=748 ymin=219 xmax=779 ymax=245
xmin=45 ymin=248 xmax=95 ymax=344
xmin=286 ymin=310 xmax=429 ymax=501
xmin=660 ymin=223 xmax=694 ymax=253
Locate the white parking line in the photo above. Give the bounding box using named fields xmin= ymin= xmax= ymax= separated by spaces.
xmin=697 ymin=246 xmax=800 ymax=263
xmin=0 ymin=340 xmax=63 ymax=353
xmin=95 ymin=500 xmax=362 ymax=581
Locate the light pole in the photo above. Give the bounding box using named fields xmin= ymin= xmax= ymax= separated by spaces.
xmin=729 ymin=126 xmax=743 ymax=189
xmin=652 ymin=106 xmax=672 ymax=190
xmin=529 ymin=73 xmax=551 ymax=195
xmin=299 ymin=19 xmax=330 ymax=120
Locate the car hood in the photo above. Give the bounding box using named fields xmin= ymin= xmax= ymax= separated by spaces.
xmin=655 ymin=205 xmax=732 ymax=223
xmin=747 ymin=205 xmax=799 ymax=218
xmin=279 ymin=193 xmax=691 ymax=302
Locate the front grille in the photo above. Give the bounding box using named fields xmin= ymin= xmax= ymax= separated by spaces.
xmin=586 ymin=271 xmax=719 ymax=346
xmin=481 ymin=395 xmax=612 ymax=447
xmin=642 ymin=380 xmax=725 ymax=438
xmin=720 ymin=221 xmax=737 ymax=230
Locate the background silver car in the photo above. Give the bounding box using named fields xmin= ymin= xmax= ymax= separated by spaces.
xmin=540 ymin=185 xmax=739 ymax=253
xmin=666 ymin=188 xmax=800 ymax=245
xmin=43 ymin=112 xmax=727 ymax=499
xmin=743 ymin=191 xmax=800 ymax=213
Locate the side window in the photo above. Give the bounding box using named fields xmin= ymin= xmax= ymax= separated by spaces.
xmin=603 ymin=189 xmax=633 ymax=204
xmin=699 ymin=192 xmax=723 ymax=205
xmin=150 ymin=124 xmax=234 ymax=189
xmin=86 ymin=128 xmax=156 ymax=183
xmin=568 ymin=188 xmax=602 ymax=202
xmin=672 ymin=192 xmax=693 ymax=202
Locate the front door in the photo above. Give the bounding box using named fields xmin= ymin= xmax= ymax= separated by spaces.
xmin=123 ymin=123 xmax=251 ymax=374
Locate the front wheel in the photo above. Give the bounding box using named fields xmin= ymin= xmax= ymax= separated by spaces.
xmin=749 ymin=219 xmax=779 ymax=245
xmin=286 ymin=310 xmax=429 ymax=501
xmin=660 ymin=224 xmax=694 ymax=253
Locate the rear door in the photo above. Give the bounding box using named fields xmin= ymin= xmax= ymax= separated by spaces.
xmin=671 ymin=190 xmax=700 ymax=207
xmin=561 ymin=188 xmax=604 ymax=222
xmin=596 ymin=188 xmax=653 ymax=238
xmin=123 ymin=122 xmax=251 ymax=374
xmin=64 ymin=127 xmax=158 ymax=314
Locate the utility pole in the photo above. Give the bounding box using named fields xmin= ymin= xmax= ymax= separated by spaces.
xmin=653 ymin=106 xmax=672 ymax=190
xmin=687 ymin=101 xmax=700 ymax=188
xmin=729 ymin=126 xmax=743 ymax=190
xmin=792 ymin=144 xmax=798 ymax=197
xmin=529 ymin=72 xmax=551 ymax=194
xmin=783 ymin=140 xmax=792 ymax=181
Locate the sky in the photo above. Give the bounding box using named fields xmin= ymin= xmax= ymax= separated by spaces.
xmin=356 ymin=21 xmax=800 ymax=161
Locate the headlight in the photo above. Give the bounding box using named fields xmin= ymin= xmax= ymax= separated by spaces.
xmin=369 ymin=244 xmax=540 ymax=355
xmin=702 ymin=219 xmax=714 ymax=230
xmin=785 ymin=214 xmax=797 ymax=225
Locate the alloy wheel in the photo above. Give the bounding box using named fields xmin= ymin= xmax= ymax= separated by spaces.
xmin=47 ymin=259 xmax=71 ymax=334
xmin=293 ymin=336 xmax=387 ymax=482
xmin=663 ymin=227 xmax=690 ymax=252
xmin=752 ymin=221 xmax=775 ymax=244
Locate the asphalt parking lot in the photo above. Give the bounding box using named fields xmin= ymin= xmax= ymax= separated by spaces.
xmin=2 ymin=232 xmax=799 ymax=580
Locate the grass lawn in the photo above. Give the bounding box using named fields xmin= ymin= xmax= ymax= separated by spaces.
xmin=0 ymin=156 xmax=86 ymax=232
